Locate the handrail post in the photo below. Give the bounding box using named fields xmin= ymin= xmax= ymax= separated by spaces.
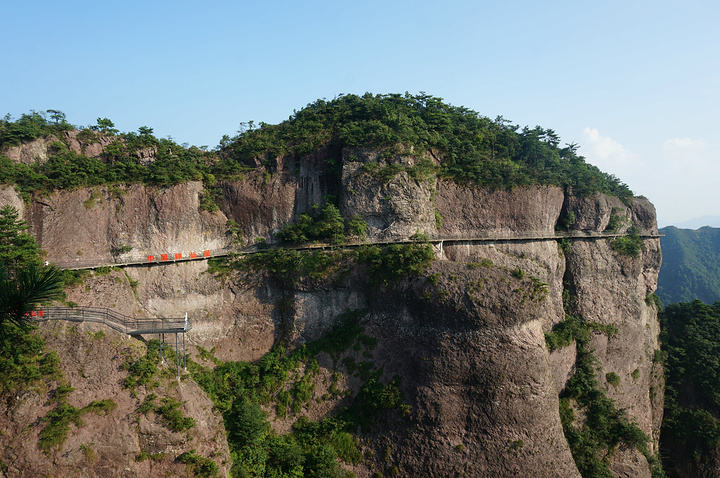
xmin=175 ymin=333 xmax=180 ymax=380
xmin=183 ymin=330 xmax=187 ymax=370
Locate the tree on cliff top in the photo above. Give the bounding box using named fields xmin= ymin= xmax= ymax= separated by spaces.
xmin=221 ymin=92 xmax=633 ymax=198
xmin=0 ymin=110 xmax=73 ymax=147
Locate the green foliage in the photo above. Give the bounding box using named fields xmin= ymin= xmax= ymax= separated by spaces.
xmin=189 ymin=308 xmax=409 ymax=478
xmin=545 ymin=315 xmax=615 ymax=351
xmin=299 ymin=309 xmax=366 ymax=360
xmin=467 ymin=258 xmax=493 ymax=269
xmin=0 ymin=111 xmax=72 ymax=147
xmin=199 ymin=187 xmax=220 ymax=213
xmin=646 ymin=293 xmax=662 ymax=309
xmin=657 ymin=226 xmax=720 ymax=305
xmin=342 ymin=372 xmax=408 ymax=432
xmin=123 ymin=340 xmax=163 ymax=389
xmin=558 ymin=237 xmax=572 ymax=254
xmin=222 ymin=93 xmax=633 ymax=198
xmin=0 ymin=263 xmax=65 ymax=336
xmin=157 ymin=397 xmax=196 ymax=432
xmin=0 ymin=116 xmax=211 ymax=194
xmin=610 ymin=229 xmax=644 ymax=257
xmin=2 ymin=97 xmax=633 ymax=211
xmin=135 ymin=450 xmax=167 ymax=462
xmin=0 ymin=205 xmax=42 ymax=271
xmin=357 ymin=240 xmax=435 ymax=284
xmin=38 ymin=397 xmax=118 ymax=452
xmin=82 ymin=399 xmax=117 ymax=414
xmin=0 ymin=324 xmax=61 ymax=396
xmin=605 ymin=210 xmax=624 ymax=231
xmin=278 ymin=203 xmax=361 ymax=245
xmin=38 ymin=402 xmax=83 ymax=452
xmin=660 ymin=300 xmax=720 ymax=474
xmin=346 ymin=215 xmax=368 ymax=240
xmin=605 ymin=372 xmax=621 ymax=388
xmin=92 ymin=117 xmax=119 ymax=134
xmin=110 ymin=244 xmax=133 ymax=256
xmin=176 ymin=449 xmax=219 ymax=477
xmin=238 ymin=249 xmax=352 ymax=287
xmin=136 ymin=393 xmax=196 ymax=432
xmin=556 ymin=315 xmax=657 ymax=477
xmin=559 ymin=211 xmax=576 ymax=230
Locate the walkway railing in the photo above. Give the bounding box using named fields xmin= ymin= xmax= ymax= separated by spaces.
xmin=53 ymin=230 xmax=663 ymax=271
xmin=29 ymin=306 xmax=191 ymax=335
xmin=30 ymin=306 xmax=191 ymax=378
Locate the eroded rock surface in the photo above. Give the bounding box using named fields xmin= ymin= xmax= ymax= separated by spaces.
xmin=0 ymin=141 xmax=663 ymax=477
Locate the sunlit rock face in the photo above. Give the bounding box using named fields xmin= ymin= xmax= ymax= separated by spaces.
xmin=0 ymin=142 xmax=661 ymax=477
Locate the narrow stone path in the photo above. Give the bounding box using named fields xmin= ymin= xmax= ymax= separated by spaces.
xmin=53 ymin=231 xmax=662 ymax=271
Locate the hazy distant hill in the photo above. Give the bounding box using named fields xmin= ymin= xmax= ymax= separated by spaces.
xmin=657 ymin=226 xmax=720 ymax=305
xmin=668 ymin=215 xmax=720 ymax=229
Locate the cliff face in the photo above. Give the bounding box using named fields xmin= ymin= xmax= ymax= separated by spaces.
xmin=0 ymin=321 xmax=231 ymax=478
xmin=0 ymin=144 xmax=662 ymax=477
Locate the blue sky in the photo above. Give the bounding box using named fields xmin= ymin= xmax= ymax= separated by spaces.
xmin=3 ymin=0 xmax=719 ymax=226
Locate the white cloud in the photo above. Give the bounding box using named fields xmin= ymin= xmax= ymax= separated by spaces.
xmin=652 ymin=137 xmax=719 ymax=226
xmin=575 ymin=128 xmax=719 ymax=226
xmin=581 ymin=127 xmax=640 ymax=173
xmin=661 ymin=137 xmax=710 ymax=172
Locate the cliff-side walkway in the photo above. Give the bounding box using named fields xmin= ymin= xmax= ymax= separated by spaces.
xmin=30 ymin=306 xmax=191 ymax=377
xmin=52 ymin=230 xmax=663 ymax=271
xmin=29 ymin=306 xmax=191 ymax=335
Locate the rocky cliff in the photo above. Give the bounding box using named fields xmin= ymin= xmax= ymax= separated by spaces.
xmin=0 ymin=135 xmax=663 ymax=477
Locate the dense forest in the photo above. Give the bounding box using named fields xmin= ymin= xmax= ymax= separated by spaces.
xmin=657 ymin=226 xmax=720 ymax=305
xmin=1 ymin=93 xmax=633 ymax=200
xmin=660 ymin=300 xmax=720 ymax=476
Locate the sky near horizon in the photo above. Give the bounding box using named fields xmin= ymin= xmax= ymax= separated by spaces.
xmin=2 ymin=1 xmax=718 ymax=227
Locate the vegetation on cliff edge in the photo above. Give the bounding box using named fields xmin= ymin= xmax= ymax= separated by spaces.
xmin=546 ymin=315 xmax=665 ymax=477
xmin=1 ymin=95 xmax=633 ymax=200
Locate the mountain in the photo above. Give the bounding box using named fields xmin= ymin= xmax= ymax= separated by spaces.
xmin=669 ymin=215 xmax=720 ymax=229
xmin=657 ymin=226 xmax=720 ymax=305
xmin=0 ymin=95 xmax=664 ymax=477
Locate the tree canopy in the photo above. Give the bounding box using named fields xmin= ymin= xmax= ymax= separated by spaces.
xmin=660 ymin=300 xmax=720 ymax=475
xmin=1 ymin=96 xmax=633 ymax=199
xmin=657 ymin=226 xmax=720 ymax=305
xmin=0 ymin=205 xmax=42 ymax=272
xmin=222 ymin=93 xmax=633 ymax=197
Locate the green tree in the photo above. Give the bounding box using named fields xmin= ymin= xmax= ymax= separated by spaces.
xmin=0 ymin=263 xmax=65 ymax=337
xmin=0 ymin=205 xmax=42 ymax=272
xmin=93 ymin=117 xmax=119 ymax=134
xmin=46 ymin=109 xmax=67 ymax=125
xmin=0 ymin=205 xmax=63 ymax=337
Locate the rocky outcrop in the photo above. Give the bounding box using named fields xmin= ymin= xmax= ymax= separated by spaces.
xmin=28 ymin=181 xmax=229 ymax=266
xmin=0 ymin=142 xmax=663 ymax=476
xmin=0 ymin=321 xmax=231 ymax=478
xmin=1 ymin=131 xmax=145 ymax=165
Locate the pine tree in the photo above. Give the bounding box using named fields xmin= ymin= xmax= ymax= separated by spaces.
xmin=0 ymin=205 xmax=42 ymax=273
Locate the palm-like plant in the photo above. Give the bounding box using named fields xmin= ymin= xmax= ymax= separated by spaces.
xmin=0 ymin=264 xmax=65 ymax=336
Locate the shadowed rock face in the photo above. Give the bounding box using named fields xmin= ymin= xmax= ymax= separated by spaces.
xmin=0 ymin=143 xmax=662 ymax=477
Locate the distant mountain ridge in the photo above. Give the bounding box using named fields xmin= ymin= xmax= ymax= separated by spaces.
xmin=663 ymin=215 xmax=720 ymax=229
xmin=657 ymin=225 xmax=720 ymax=305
